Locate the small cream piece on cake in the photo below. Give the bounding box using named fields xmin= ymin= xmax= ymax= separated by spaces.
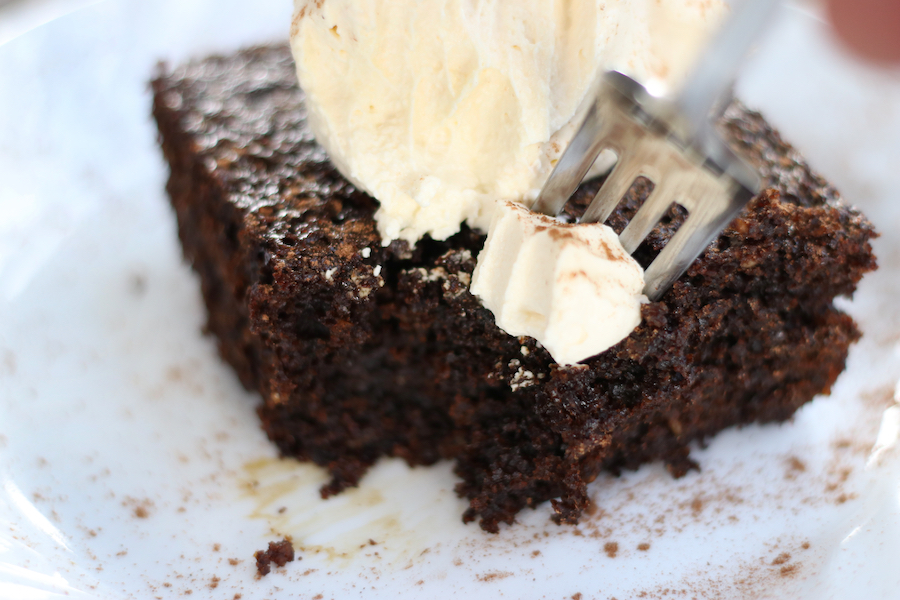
xmin=471 ymin=201 xmax=646 ymax=365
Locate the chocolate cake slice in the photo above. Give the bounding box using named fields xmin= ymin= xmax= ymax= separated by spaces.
xmin=151 ymin=44 xmax=877 ymax=532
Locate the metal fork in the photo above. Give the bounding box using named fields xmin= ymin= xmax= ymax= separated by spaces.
xmin=532 ymin=0 xmax=782 ymax=301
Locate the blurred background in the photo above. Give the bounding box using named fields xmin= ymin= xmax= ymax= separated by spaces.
xmin=0 ymin=0 xmax=99 ymax=45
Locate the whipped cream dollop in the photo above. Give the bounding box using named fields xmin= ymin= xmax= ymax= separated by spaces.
xmin=291 ymin=0 xmax=725 ymax=244
xmin=471 ymin=201 xmax=645 ymax=365
xmin=291 ymin=0 xmax=723 ymax=362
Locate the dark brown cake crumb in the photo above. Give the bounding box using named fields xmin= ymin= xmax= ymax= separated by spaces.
xmin=254 ymin=538 xmax=296 ymax=576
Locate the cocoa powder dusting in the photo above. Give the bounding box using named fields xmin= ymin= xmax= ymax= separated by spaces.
xmin=476 ymin=571 xmax=513 ymax=582
xmin=780 ymin=564 xmax=800 ymax=578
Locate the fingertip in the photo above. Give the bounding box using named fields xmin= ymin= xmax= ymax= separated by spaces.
xmin=827 ymin=0 xmax=900 ymax=64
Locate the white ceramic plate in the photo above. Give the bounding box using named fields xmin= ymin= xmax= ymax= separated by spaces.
xmin=1 ymin=2 xmax=899 ymax=598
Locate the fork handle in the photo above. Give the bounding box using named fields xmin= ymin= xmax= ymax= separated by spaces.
xmin=673 ymin=0 xmax=783 ymax=137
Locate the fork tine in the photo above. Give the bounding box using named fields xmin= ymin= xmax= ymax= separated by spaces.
xmin=617 ymin=180 xmax=677 ymax=254
xmin=642 ymin=187 xmax=753 ymax=301
xmin=581 ymin=148 xmax=650 ymax=225
xmin=580 ymin=160 xmax=624 ymax=224
xmin=531 ymin=98 xmax=610 ymax=217
xmin=618 ymin=146 xmax=718 ymax=253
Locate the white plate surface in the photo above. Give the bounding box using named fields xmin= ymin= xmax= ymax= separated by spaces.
xmin=1 ymin=2 xmax=899 ymax=599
